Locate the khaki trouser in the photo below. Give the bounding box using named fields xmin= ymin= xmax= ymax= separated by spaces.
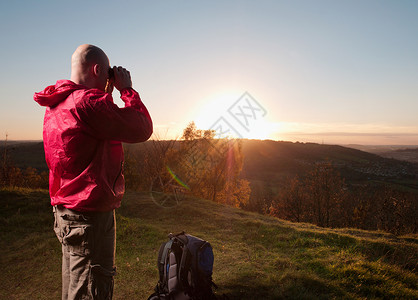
xmin=53 ymin=205 xmax=116 ymax=300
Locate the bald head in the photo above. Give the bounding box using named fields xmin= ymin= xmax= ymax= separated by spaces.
xmin=71 ymin=44 xmax=110 ymax=91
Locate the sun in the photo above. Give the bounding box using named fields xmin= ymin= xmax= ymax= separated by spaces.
xmin=193 ymin=92 xmax=276 ymax=140
xmin=243 ymin=117 xmax=275 ymax=140
xmin=193 ymin=92 xmax=237 ymax=129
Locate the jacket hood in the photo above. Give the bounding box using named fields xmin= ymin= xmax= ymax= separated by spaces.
xmin=34 ymin=80 xmax=86 ymax=107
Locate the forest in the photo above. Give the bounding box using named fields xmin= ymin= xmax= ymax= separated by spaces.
xmin=1 ymin=122 xmax=417 ymax=235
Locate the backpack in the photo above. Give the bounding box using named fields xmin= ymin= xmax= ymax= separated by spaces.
xmin=147 ymin=232 xmax=217 ymax=300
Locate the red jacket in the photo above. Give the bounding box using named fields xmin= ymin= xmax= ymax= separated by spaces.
xmin=34 ymin=80 xmax=152 ymax=212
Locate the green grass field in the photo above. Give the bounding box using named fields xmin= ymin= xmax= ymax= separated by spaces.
xmin=1 ymin=188 xmax=417 ymax=299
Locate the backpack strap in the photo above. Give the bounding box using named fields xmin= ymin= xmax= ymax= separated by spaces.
xmin=169 ymin=233 xmax=194 ymax=295
xmin=173 ymin=231 xmax=188 ymax=244
xmin=160 ymin=239 xmax=174 ymax=265
xmin=155 ymin=238 xmax=174 ymax=296
xmin=179 ymin=241 xmax=192 ymax=292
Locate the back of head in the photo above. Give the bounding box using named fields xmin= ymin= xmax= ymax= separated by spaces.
xmin=71 ymin=44 xmax=110 ymax=90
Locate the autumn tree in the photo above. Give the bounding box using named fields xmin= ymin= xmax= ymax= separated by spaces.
xmin=246 ymin=181 xmax=275 ymax=214
xmin=178 ymin=121 xmax=250 ymax=207
xmin=271 ymin=177 xmax=305 ymax=222
xmin=305 ymin=162 xmax=346 ymax=227
xmin=270 ymin=162 xmax=346 ymax=228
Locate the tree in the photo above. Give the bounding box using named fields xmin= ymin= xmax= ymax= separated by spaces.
xmin=306 ymin=162 xmax=345 ymax=227
xmin=178 ymin=122 xmax=250 ymax=206
xmin=270 ymin=162 xmax=346 ymax=228
xmin=270 ymin=175 xmax=311 ymax=223
xmin=246 ymin=181 xmax=275 ymax=214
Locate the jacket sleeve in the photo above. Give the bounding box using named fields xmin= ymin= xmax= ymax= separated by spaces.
xmin=76 ymin=88 xmax=153 ymax=143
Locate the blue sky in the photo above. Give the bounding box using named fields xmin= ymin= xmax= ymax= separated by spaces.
xmin=1 ymin=0 xmax=417 ymax=144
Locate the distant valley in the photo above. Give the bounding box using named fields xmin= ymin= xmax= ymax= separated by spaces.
xmin=2 ymin=140 xmax=418 ymax=194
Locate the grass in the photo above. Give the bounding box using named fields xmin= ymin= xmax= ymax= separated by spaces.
xmin=0 ymin=188 xmax=417 ymax=299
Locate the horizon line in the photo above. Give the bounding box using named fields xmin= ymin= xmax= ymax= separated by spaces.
xmin=2 ymin=138 xmax=418 ymax=147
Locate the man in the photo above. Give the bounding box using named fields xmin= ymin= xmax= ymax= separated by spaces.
xmin=34 ymin=44 xmax=153 ymax=299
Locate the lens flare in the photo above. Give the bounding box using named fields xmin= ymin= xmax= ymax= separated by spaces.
xmin=166 ymin=166 xmax=190 ymax=190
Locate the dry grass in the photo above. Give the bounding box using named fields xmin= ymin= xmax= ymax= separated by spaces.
xmin=1 ymin=188 xmax=417 ymax=299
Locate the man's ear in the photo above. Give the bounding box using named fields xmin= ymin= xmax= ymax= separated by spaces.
xmin=92 ymin=64 xmax=100 ymax=77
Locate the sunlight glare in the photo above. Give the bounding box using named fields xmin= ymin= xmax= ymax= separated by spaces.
xmin=194 ymin=92 xmax=240 ymax=130
xmin=194 ymin=92 xmax=276 ymax=140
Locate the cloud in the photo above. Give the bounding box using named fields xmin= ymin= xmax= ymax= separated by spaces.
xmin=286 ymin=132 xmax=418 ymax=137
xmin=273 ymin=122 xmax=418 ymax=145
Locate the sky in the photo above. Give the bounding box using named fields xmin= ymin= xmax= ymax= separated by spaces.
xmin=0 ymin=0 xmax=417 ymax=145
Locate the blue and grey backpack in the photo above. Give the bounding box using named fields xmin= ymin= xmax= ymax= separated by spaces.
xmin=147 ymin=232 xmax=218 ymax=300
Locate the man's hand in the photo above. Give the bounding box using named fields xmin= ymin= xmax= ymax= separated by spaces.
xmin=112 ymin=66 xmax=132 ymax=91
xmin=105 ymin=80 xmax=114 ymax=94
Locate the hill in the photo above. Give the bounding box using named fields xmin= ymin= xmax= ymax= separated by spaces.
xmin=378 ymin=148 xmax=418 ymax=164
xmin=4 ymin=140 xmax=417 ymax=190
xmin=345 ymin=145 xmax=418 ymax=164
xmin=240 ymin=140 xmax=417 ymax=185
xmin=1 ymin=141 xmax=47 ymax=171
xmin=1 ymin=188 xmax=417 ymax=299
